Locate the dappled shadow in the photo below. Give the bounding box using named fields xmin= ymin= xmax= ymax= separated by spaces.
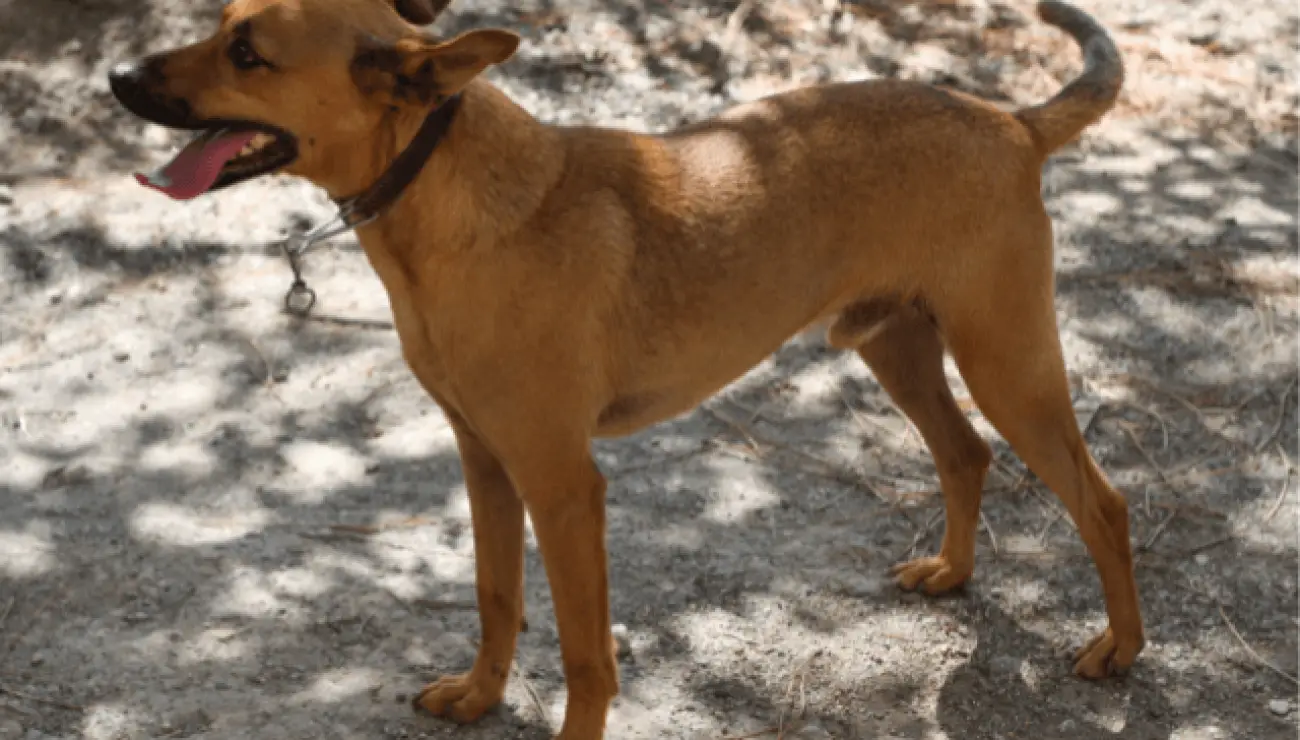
xmin=1 ymin=0 xmax=1297 ymax=738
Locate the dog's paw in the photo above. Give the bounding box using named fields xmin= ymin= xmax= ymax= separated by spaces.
xmin=1073 ymin=627 xmax=1139 ymax=679
xmin=411 ymin=672 xmax=504 ymax=723
xmin=891 ymin=556 xmax=971 ymax=594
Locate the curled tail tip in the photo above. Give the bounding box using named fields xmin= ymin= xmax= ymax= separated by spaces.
xmin=1017 ymin=1 xmax=1123 ymax=155
xmin=1036 ymin=1 xmax=1105 ymax=38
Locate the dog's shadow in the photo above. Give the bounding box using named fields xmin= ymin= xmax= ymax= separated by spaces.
xmin=931 ymin=595 xmax=1177 ymax=740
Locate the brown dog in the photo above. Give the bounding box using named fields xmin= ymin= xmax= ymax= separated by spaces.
xmin=108 ymin=0 xmax=1143 ymax=736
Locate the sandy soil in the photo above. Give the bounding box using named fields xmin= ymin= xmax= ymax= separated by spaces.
xmin=0 ymin=0 xmax=1297 ymax=738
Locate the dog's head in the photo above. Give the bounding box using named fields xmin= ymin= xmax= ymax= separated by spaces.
xmin=108 ymin=0 xmax=518 ymax=200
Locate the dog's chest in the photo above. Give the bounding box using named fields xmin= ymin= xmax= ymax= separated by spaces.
xmin=362 ymin=245 xmax=458 ymax=397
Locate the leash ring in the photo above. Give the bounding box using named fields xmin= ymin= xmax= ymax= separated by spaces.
xmin=284 ymin=280 xmax=317 ymax=317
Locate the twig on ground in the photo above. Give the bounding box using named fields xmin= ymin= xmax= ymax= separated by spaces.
xmin=1256 ymin=378 xmax=1296 ymax=453
xmin=723 ymin=0 xmax=758 ymax=51
xmin=1037 ymin=508 xmax=1063 ymax=542
xmin=704 ymin=403 xmax=891 ymax=503
xmin=0 ymin=597 xmax=13 ymax=633
xmin=239 ymin=335 xmax=274 ymax=386
xmin=1182 ymin=535 xmax=1233 ymax=557
xmin=1122 ymin=421 xmax=1179 ymax=523
xmin=1265 ymin=465 xmax=1294 ymax=523
xmin=1119 ymin=401 xmax=1171 ymax=452
xmin=1141 ymin=509 xmax=1178 ymax=552
xmin=899 ymin=508 xmax=944 ymax=562
xmin=299 ymin=312 xmax=394 ymax=331
xmin=512 ymin=658 xmax=553 ymax=731
xmin=1217 ymin=604 xmax=1299 ymax=686
xmin=980 ymin=510 xmax=1000 ymax=555
xmin=610 ymin=444 xmax=709 ymax=479
xmin=0 ymin=684 xmax=83 ymax=712
xmin=775 ymin=649 xmax=822 ymax=739
xmin=703 ymin=405 xmax=765 ymax=455
xmin=721 ymin=727 xmax=778 ymax=740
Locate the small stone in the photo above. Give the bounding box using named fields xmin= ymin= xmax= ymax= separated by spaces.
xmin=0 ymin=185 xmax=13 ymax=205
xmin=1059 ymin=720 xmax=1076 ymax=733
xmin=1268 ymin=699 xmax=1291 ymax=716
xmin=798 ymin=724 xmax=832 ymax=739
xmin=611 ymin=623 xmax=632 ymax=659
xmin=112 ymin=351 xmax=130 ymax=363
xmin=29 ymin=652 xmax=44 ymax=667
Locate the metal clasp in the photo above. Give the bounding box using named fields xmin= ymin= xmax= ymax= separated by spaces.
xmin=279 ymin=202 xmax=377 ymax=317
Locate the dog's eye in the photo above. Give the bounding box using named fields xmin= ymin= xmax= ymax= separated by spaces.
xmin=228 ymin=37 xmax=268 ymax=70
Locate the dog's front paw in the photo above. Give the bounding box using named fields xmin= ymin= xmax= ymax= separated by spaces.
xmin=412 ymin=671 xmax=505 ymax=723
xmin=1073 ymin=627 xmax=1140 ymax=679
xmin=891 ymin=555 xmax=972 ymax=594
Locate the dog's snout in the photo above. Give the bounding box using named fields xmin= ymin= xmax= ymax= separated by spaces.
xmin=107 ymin=55 xmax=196 ymax=129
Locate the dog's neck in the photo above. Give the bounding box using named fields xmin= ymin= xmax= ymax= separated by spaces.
xmin=312 ymin=79 xmax=565 ymax=256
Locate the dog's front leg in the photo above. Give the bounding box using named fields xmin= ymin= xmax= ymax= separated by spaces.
xmin=515 ymin=447 xmax=618 ymax=740
xmin=414 ymin=418 xmax=525 ymax=723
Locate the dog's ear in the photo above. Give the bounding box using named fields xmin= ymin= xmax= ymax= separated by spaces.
xmin=352 ymin=29 xmax=519 ymax=106
xmin=390 ymin=0 xmax=450 ymax=25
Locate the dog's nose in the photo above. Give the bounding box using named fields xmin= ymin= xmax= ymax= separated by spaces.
xmin=109 ymin=61 xmax=139 ymax=83
xmin=108 ymin=60 xmax=145 ymax=96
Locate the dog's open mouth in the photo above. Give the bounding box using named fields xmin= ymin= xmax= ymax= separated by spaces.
xmin=136 ymin=124 xmax=297 ymax=200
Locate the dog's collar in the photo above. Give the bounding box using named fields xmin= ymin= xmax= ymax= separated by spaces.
xmin=280 ymin=93 xmax=462 ymax=315
xmin=334 ymin=92 xmax=464 ymax=226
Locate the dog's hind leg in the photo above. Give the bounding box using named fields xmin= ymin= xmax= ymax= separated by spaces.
xmin=938 ymin=232 xmax=1144 ymax=678
xmin=842 ymin=301 xmax=993 ymax=593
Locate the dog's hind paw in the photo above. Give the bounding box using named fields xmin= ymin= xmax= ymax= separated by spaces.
xmin=1073 ymin=627 xmax=1139 ymax=679
xmin=412 ymin=671 xmax=505 ymax=723
xmin=891 ymin=555 xmax=972 ymax=594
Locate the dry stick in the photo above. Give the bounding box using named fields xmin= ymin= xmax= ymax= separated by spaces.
xmin=1217 ymin=604 xmax=1299 ymax=687
xmin=512 ymin=658 xmax=553 ymax=731
xmin=979 ymin=511 xmax=1000 ymax=555
xmin=703 ymin=405 xmax=890 ymax=503
xmin=1255 ymin=378 xmax=1297 ymax=453
xmin=300 ymin=312 xmax=395 ymax=331
xmin=775 ymin=649 xmax=822 ymax=740
xmin=722 ymin=0 xmax=758 ymax=51
xmin=1265 ymin=465 xmax=1294 ymax=523
xmin=1142 ymin=510 xmax=1178 ymax=552
xmin=703 ymin=405 xmax=765 ymax=456
xmin=721 ymin=728 xmax=778 ymax=740
xmin=1122 ymin=423 xmax=1184 ymax=551
xmin=0 ymin=684 xmax=83 ymax=712
xmin=899 ymin=508 xmax=945 ymax=562
xmin=1120 ymin=400 xmax=1171 ymax=453
xmin=1182 ymin=535 xmax=1233 ymax=557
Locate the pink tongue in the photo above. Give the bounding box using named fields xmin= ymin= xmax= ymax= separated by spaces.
xmin=134 ymin=130 xmax=259 ymax=200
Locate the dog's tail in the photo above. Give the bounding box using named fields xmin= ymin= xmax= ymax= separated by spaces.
xmin=1015 ymin=1 xmax=1123 ymax=155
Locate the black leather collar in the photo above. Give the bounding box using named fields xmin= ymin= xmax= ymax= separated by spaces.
xmin=280 ymin=93 xmax=463 ymax=316
xmin=333 ymin=92 xmax=463 ymax=225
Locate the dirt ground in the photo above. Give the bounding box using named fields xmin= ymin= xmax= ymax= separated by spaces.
xmin=0 ymin=0 xmax=1297 ymax=738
